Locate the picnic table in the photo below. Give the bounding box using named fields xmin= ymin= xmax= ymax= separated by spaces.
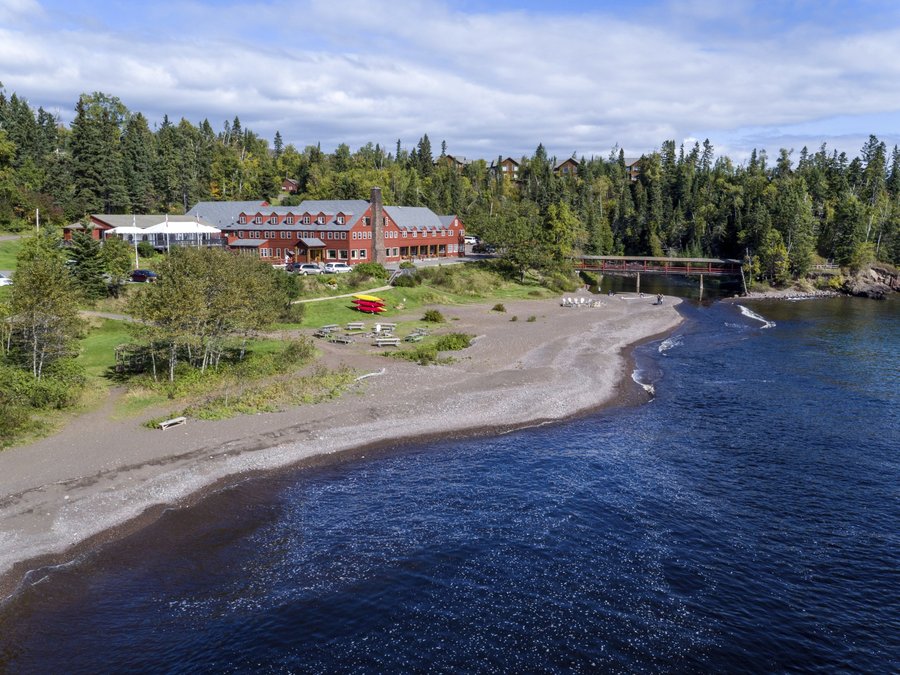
xmin=329 ymin=335 xmax=353 ymax=344
xmin=346 ymin=321 xmax=365 ymax=330
xmin=374 ymin=337 xmax=401 ymax=347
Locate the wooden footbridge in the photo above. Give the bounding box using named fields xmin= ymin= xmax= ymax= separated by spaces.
xmin=575 ymin=255 xmax=745 ymax=294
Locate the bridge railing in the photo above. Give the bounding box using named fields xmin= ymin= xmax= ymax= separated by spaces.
xmin=575 ymin=258 xmax=742 ymax=276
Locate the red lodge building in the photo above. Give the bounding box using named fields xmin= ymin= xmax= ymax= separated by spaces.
xmin=222 ymin=188 xmax=466 ymax=266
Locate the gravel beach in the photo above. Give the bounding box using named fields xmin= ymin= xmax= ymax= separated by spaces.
xmin=0 ymin=292 xmax=682 ymax=599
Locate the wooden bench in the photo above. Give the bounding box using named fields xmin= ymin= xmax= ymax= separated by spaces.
xmin=329 ymin=335 xmax=353 ymax=344
xmin=319 ymin=324 xmax=339 ymax=332
xmin=158 ymin=416 xmax=186 ymax=430
xmin=346 ymin=321 xmax=365 ymax=330
xmin=378 ymin=322 xmax=398 ymax=330
xmin=374 ymin=337 xmax=401 ymax=347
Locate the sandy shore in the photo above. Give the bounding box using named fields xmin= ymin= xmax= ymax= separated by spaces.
xmin=0 ymin=291 xmax=682 ymax=599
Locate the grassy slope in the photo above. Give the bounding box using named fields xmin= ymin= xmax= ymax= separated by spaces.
xmin=0 ymin=238 xmax=23 ymax=271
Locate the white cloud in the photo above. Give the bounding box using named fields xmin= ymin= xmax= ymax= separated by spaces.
xmin=1 ymin=0 xmax=898 ymax=161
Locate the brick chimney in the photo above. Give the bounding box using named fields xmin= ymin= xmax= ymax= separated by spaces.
xmin=371 ymin=186 xmax=386 ymax=264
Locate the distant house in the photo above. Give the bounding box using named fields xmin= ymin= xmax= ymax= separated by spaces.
xmin=490 ymin=157 xmax=520 ymax=179
xmin=624 ymin=157 xmax=641 ymax=182
xmin=436 ymin=155 xmax=469 ymax=171
xmin=554 ymin=158 xmax=579 ymax=177
xmin=282 ymin=178 xmax=300 ymax=194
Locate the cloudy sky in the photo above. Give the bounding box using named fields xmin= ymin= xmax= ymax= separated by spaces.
xmin=2 ymin=0 xmax=899 ymax=162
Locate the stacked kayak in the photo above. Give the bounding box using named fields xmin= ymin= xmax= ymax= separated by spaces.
xmin=352 ymin=294 xmax=386 ymax=313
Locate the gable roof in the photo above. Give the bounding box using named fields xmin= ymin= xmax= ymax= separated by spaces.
xmin=187 ymin=201 xmax=269 ymax=229
xmin=554 ymin=158 xmax=579 ymax=169
xmin=438 ymin=215 xmax=457 ymax=227
xmin=383 ymin=206 xmax=446 ymax=230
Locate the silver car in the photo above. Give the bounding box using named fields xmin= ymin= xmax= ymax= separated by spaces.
xmin=293 ymin=263 xmax=322 ymax=275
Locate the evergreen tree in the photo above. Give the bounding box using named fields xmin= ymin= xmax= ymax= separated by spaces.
xmin=69 ymin=229 xmax=108 ymax=299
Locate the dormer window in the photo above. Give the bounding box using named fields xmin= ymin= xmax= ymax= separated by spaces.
xmin=337 ymin=216 xmax=344 ymax=225
xmin=302 ymin=216 xmax=310 ymax=224
xmin=238 ymin=215 xmax=246 ymax=224
xmin=269 ymin=216 xmax=277 ymax=224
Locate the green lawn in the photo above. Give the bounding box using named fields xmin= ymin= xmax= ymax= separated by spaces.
xmin=0 ymin=238 xmax=24 ymax=272
xmin=78 ymin=318 xmax=132 ymax=379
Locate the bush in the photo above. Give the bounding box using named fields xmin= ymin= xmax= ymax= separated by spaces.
xmin=351 ymin=262 xmax=389 ymax=281
xmin=544 ymin=271 xmax=581 ymax=293
xmin=491 ymin=303 xmax=506 ymax=312
xmin=399 ymin=261 xmax=417 ymax=269
xmin=392 ymin=272 xmax=419 ymax=287
xmin=434 ymin=333 xmax=472 ymax=351
xmin=422 ymin=309 xmax=445 ymax=323
xmin=137 ymin=241 xmax=155 ymax=258
xmin=510 ymin=315 xmax=518 ymax=322
xmin=527 ymin=315 xmax=536 ymax=322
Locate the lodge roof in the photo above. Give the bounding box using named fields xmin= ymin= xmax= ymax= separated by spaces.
xmin=298 ymin=237 xmax=325 ymax=247
xmin=229 ymin=238 xmax=264 ymax=248
xmin=383 ymin=206 xmax=445 ymax=230
xmin=187 ymin=201 xmax=269 ymax=229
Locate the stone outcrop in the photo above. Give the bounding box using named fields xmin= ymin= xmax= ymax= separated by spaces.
xmin=843 ymin=265 xmax=898 ymax=300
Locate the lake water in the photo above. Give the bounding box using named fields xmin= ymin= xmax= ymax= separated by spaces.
xmin=0 ymin=292 xmax=897 ymax=673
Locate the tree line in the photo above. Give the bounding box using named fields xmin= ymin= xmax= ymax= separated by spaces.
xmin=1 ymin=85 xmax=898 ymax=281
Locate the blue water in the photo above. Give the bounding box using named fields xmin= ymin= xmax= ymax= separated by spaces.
xmin=1 ymin=297 xmax=897 ymax=673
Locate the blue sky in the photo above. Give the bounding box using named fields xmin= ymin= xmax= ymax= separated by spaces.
xmin=2 ymin=0 xmax=899 ymax=162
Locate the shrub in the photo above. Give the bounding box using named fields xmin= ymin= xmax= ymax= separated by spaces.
xmin=527 ymin=315 xmax=537 ymax=322
xmin=434 ymin=333 xmax=472 ymax=351
xmin=392 ymin=273 xmax=419 ymax=287
xmin=350 ymin=262 xmax=390 ymax=285
xmin=510 ymin=315 xmax=518 ymax=322
xmin=491 ymin=303 xmax=506 ymax=312
xmin=422 ymin=309 xmax=445 ymax=323
xmin=399 ymin=261 xmax=417 ymax=269
xmin=137 ymin=241 xmax=155 ymax=258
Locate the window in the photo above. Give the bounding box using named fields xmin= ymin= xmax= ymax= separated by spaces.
xmin=359 ymin=249 xmax=367 ymax=259
xmin=260 ymin=248 xmax=271 ymax=257
xmin=238 ymin=230 xmax=245 ymax=238
xmin=392 ymin=247 xmax=399 ymax=257
xmin=413 ymin=230 xmax=418 ymax=238
xmin=269 ymin=216 xmax=277 ymax=224
xmin=340 ymin=232 xmax=346 ymax=240
xmin=351 ymin=249 xmax=358 ymax=259
xmin=238 ymin=216 xmax=246 ymax=224
xmin=363 ymin=217 xmax=370 ymax=226
xmin=285 ymin=217 xmax=293 ymax=225
xmin=449 ymin=230 xmax=453 ymax=237
xmin=317 ymin=216 xmax=324 ymax=224
xmin=402 ymin=231 xmax=408 ymax=238
xmin=339 ymin=249 xmax=348 ymax=260
xmin=275 ymin=248 xmax=281 ymax=257
xmin=327 ymin=249 xmax=337 ymax=259
xmin=337 ymin=216 xmax=344 ymax=225
xmin=327 ymin=232 xmax=333 ymax=240
xmin=302 ymin=216 xmax=310 ymax=224
xmin=254 ymin=216 xmax=262 ymax=224
xmin=352 ymin=232 xmax=357 ymax=240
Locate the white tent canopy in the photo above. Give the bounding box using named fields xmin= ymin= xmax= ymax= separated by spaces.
xmin=106 ymin=226 xmax=145 ymax=236
xmin=143 ymin=222 xmax=221 ymax=235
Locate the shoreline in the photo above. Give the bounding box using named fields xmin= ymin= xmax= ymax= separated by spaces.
xmin=0 ymin=292 xmax=684 ymax=602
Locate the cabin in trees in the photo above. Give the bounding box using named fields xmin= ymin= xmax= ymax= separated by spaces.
xmin=220 ymin=188 xmax=466 ymax=266
xmin=624 ymin=157 xmax=641 ymax=182
xmin=281 ymin=178 xmax=300 ymax=194
xmin=554 ymin=158 xmax=579 ymax=177
xmin=436 ymin=155 xmax=469 ymax=171
xmin=490 ymin=157 xmax=520 ymax=179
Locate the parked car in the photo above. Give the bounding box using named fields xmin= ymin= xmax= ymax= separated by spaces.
xmin=291 ymin=263 xmax=323 ymax=275
xmin=323 ymin=262 xmax=352 ymax=274
xmin=130 ymin=269 xmax=159 ymax=283
xmin=464 ymin=236 xmax=478 ymax=246
xmin=0 ymin=276 xmax=12 ymax=287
